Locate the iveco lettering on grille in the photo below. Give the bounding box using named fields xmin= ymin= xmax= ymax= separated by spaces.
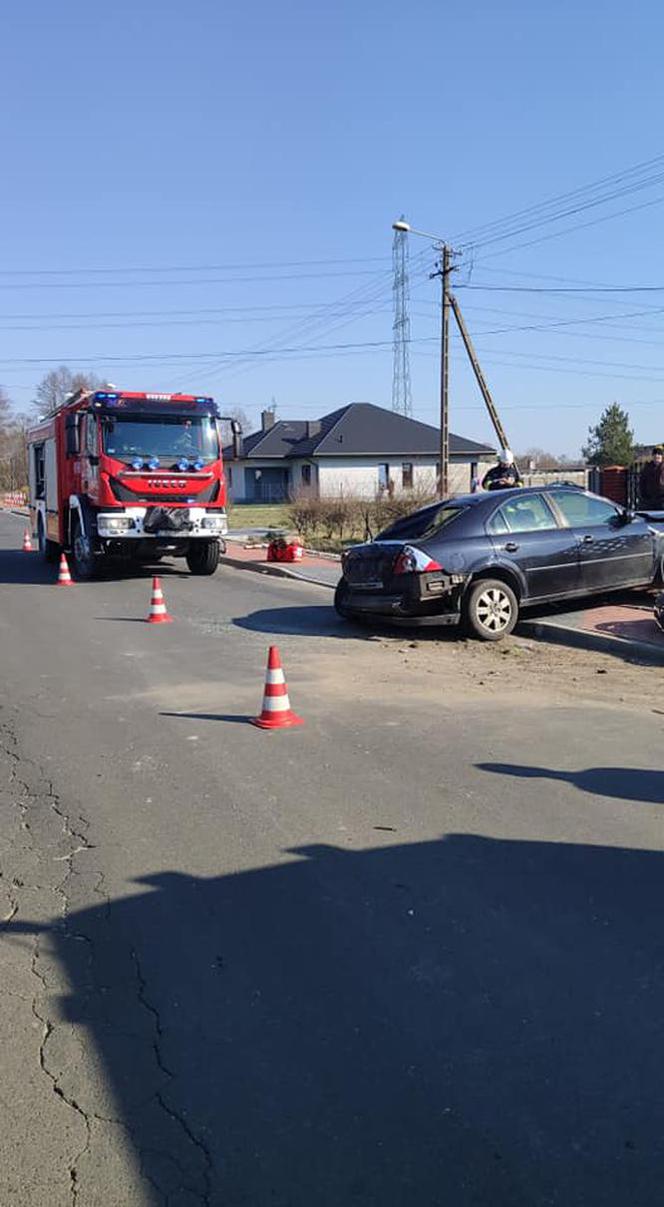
xmin=148 ymin=479 xmax=187 ymax=489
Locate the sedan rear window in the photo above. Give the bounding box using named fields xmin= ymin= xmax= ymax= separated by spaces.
xmin=378 ymin=505 xmax=464 ymax=541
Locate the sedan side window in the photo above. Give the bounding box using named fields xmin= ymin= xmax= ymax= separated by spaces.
xmin=487 ymin=507 xmax=509 ymax=535
xmin=488 ymin=494 xmax=557 ymax=534
xmin=549 ymin=491 xmax=620 ymax=527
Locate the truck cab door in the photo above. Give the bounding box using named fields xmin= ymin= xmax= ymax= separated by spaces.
xmin=82 ymin=415 xmax=100 ymax=502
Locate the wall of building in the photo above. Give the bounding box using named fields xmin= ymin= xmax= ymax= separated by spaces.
xmin=224 ymin=459 xmax=291 ymax=503
xmin=315 ymin=456 xmax=489 ymax=498
xmin=519 ymin=468 xmax=588 ymax=489
xmin=226 ymin=454 xmax=497 ymax=502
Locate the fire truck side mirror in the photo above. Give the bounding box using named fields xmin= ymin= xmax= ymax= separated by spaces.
xmin=65 ymin=414 xmax=80 ymax=457
xmin=230 ymin=419 xmax=242 ymax=460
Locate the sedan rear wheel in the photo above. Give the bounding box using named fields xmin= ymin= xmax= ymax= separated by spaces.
xmin=464 ymin=578 xmax=518 ymax=641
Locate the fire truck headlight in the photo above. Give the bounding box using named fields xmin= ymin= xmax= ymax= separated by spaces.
xmin=103 ymin=516 xmax=132 ymax=533
xmin=201 ymin=515 xmax=223 ymax=532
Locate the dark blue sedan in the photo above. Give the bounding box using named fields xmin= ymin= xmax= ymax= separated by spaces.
xmin=335 ymin=486 xmax=664 ymax=640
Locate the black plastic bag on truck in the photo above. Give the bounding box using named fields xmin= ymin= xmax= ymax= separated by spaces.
xmin=143 ymin=507 xmax=191 ymax=534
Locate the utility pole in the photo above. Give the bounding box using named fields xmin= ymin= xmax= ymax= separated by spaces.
xmin=391 ymin=217 xmax=413 ymax=417
xmin=449 ymin=294 xmax=510 ymax=451
xmin=438 ymin=244 xmax=451 ymax=497
xmin=392 ymin=220 xmax=511 ymax=495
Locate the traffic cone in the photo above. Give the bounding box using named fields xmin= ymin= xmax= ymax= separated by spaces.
xmin=252 ymin=646 xmax=303 ymax=729
xmin=22 ymin=529 xmax=33 ymax=552
xmin=57 ymin=553 xmax=73 ymax=586
xmin=147 ymin=576 xmax=173 ymax=624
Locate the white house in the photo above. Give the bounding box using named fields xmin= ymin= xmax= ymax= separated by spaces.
xmin=223 ymin=403 xmax=496 ymax=502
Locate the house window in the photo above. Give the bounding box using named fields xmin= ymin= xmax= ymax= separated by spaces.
xmin=378 ymin=463 xmax=390 ymax=491
xmin=402 ymin=462 xmax=413 ymax=490
xmin=301 ymin=464 xmax=312 ymax=486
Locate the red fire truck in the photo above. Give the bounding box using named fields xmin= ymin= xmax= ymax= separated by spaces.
xmin=27 ymin=387 xmax=241 ymax=578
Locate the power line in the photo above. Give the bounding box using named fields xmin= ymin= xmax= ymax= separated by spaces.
xmin=0 ymin=307 xmax=394 ymax=333
xmin=0 ymin=268 xmax=390 ymax=291
xmin=179 ymin=254 xmax=432 ymax=387
xmin=0 ymin=255 xmax=390 ymax=277
xmin=0 ymin=300 xmax=389 ymax=322
xmin=0 ymin=337 xmax=418 ymax=368
xmin=451 ymin=152 xmax=664 ymax=245
xmin=461 ymin=170 xmax=664 ymax=252
xmin=471 ymin=191 xmax=664 ymax=262
xmin=459 ymin=283 xmax=664 ymax=294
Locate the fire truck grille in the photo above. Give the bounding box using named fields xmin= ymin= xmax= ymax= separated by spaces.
xmin=109 ymin=478 xmax=220 ymax=504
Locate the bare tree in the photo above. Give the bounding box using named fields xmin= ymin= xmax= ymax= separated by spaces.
xmin=0 ymin=388 xmax=29 ymax=492
xmin=33 ymin=366 xmax=104 ymax=415
xmin=219 ymin=406 xmax=251 ymax=447
xmin=0 ymin=385 xmax=11 ymax=429
xmin=516 ymin=447 xmax=562 ymax=472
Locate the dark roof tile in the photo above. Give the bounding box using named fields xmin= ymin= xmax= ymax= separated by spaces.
xmin=224 ymin=402 xmax=495 ymax=460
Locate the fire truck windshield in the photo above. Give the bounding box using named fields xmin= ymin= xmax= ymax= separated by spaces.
xmin=102 ymin=415 xmax=219 ymax=463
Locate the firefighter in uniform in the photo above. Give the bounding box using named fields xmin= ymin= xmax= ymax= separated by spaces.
xmin=481 ymin=449 xmax=523 ymax=491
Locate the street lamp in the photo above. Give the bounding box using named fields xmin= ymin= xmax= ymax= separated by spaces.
xmin=392 ymin=219 xmax=451 ymax=498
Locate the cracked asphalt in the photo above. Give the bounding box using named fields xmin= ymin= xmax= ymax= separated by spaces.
xmin=2 ymin=508 xmax=664 ymax=1206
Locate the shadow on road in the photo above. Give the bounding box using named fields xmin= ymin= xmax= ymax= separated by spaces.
xmin=478 ymin=761 xmax=664 ymax=804
xmin=0 ymin=549 xmax=57 ymax=585
xmin=0 ymin=548 xmax=192 ymax=587
xmin=6 ymin=833 xmax=664 ymax=1204
xmin=160 ymin=710 xmax=252 ymax=724
xmin=233 ymin=604 xmax=362 ymax=639
xmin=233 ymin=605 xmax=461 ymax=643
xmin=596 ymin=616 xmax=662 ymax=645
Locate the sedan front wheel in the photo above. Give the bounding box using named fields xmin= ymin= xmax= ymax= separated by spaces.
xmin=463 ymin=578 xmax=518 ymax=641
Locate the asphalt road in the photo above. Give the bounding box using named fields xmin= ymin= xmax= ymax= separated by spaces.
xmin=2 ymin=509 xmax=664 ymax=1206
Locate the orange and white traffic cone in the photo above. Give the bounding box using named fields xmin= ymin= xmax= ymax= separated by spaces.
xmin=252 ymin=646 xmax=303 ymax=729
xmin=147 ymin=576 xmax=173 ymax=624
xmin=22 ymin=529 xmax=33 ymax=552
xmin=57 ymin=553 xmax=73 ymax=586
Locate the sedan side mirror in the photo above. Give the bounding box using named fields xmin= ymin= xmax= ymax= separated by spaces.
xmin=618 ymin=508 xmax=635 ymax=525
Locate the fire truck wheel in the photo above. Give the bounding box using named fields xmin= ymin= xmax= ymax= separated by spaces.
xmin=71 ymin=517 xmax=97 ymax=580
xmin=186 ymin=540 xmax=220 ymax=576
xmin=38 ymin=515 xmax=59 ymax=563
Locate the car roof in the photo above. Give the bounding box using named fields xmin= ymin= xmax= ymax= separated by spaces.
xmin=448 ymin=484 xmax=587 ymax=508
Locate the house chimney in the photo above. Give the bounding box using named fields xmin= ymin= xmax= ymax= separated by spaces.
xmin=306 ymin=420 xmax=321 ymax=439
xmin=261 ymin=409 xmax=276 ymax=432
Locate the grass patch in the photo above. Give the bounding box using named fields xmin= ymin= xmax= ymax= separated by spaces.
xmin=227 ymin=503 xmax=291 ymax=531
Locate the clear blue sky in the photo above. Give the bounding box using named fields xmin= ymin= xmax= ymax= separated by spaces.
xmin=2 ymin=0 xmax=664 ymax=456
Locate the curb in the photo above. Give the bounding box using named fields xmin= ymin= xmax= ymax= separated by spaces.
xmin=518 ymin=617 xmax=664 ymax=665
xmin=220 ymin=554 xmax=336 ymax=591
